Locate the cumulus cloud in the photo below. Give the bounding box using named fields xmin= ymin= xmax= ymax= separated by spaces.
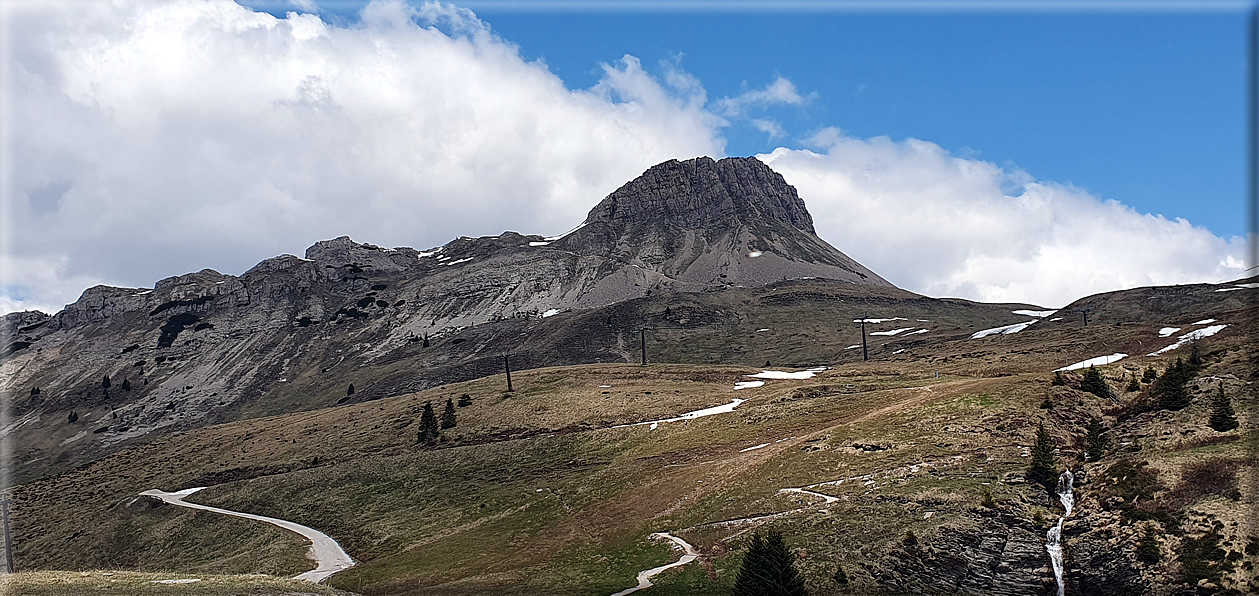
xmin=2 ymin=0 xmax=723 ymax=313
xmin=0 ymin=0 xmax=1245 ymax=315
xmin=750 ymin=118 xmax=786 ymax=140
xmin=759 ymin=131 xmax=1248 ymax=307
xmin=716 ymin=75 xmax=813 ymax=117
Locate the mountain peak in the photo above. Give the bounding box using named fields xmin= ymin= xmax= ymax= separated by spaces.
xmin=582 ymin=156 xmax=816 ymax=234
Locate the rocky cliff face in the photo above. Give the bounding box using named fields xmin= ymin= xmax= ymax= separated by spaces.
xmin=558 ymin=156 xmax=890 ymax=288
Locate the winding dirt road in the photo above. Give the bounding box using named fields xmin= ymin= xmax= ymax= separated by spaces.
xmin=610 ymin=532 xmax=701 ymax=596
xmin=139 ymin=487 xmax=355 ymax=583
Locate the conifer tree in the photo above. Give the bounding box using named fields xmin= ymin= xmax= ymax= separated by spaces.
xmin=121 ymin=378 xmax=131 ymax=391
xmin=102 ymin=375 xmax=111 ymax=389
xmin=346 ymin=383 xmax=355 ymax=396
xmin=1085 ymin=417 xmax=1108 ymax=460
xmin=1208 ymin=382 xmax=1239 ymax=432
xmin=1079 ymin=366 xmax=1113 ymax=399
xmin=417 ymin=401 xmax=439 ymax=442
xmin=1142 ymin=366 xmax=1159 ymax=383
xmin=1027 ymin=421 xmax=1058 ymax=490
xmin=441 ymin=398 xmax=457 ymax=430
xmin=732 ymin=529 xmax=808 ymax=596
xmin=67 ymin=411 xmax=78 ymax=423
xmin=457 ymin=393 xmax=472 ymax=407
xmin=832 ymin=563 xmax=849 ymax=585
xmin=1051 ymin=371 xmax=1066 ymax=386
xmin=1126 ymin=375 xmax=1140 ymax=392
xmin=1154 ymin=357 xmax=1195 ymax=410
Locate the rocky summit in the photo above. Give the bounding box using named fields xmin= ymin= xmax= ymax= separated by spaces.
xmin=558 ymin=156 xmax=890 ymax=289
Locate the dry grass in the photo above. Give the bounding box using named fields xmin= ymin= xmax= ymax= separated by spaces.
xmin=0 ymin=570 xmax=355 ymax=595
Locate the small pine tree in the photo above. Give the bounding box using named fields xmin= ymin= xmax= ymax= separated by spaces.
xmin=1188 ymin=340 xmax=1204 ymax=368
xmin=832 ymin=563 xmax=849 ymax=585
xmin=440 ymin=398 xmax=457 ymax=430
xmin=30 ymin=387 xmax=40 ymax=396
xmin=417 ymin=401 xmax=439 ymax=443
xmin=1153 ymin=358 xmax=1195 ymax=410
xmin=457 ymin=393 xmax=472 ymax=407
xmin=1051 ymin=371 xmax=1066 ymax=386
xmin=732 ymin=530 xmax=808 ymax=596
xmin=346 ymin=383 xmax=355 ymax=396
xmin=980 ymin=489 xmax=996 ymax=509
xmin=1142 ymin=366 xmax=1158 ymax=383
xmin=121 ymin=378 xmax=131 ymax=391
xmin=1085 ymin=417 xmax=1108 ymax=460
xmin=1079 ymin=366 xmax=1113 ymax=399
xmin=102 ymin=375 xmax=111 ymax=389
xmin=1136 ymin=524 xmax=1161 ymax=564
xmin=902 ymin=530 xmax=919 ymax=549
xmin=1126 ymin=375 xmax=1140 ymax=392
xmin=1027 ymin=422 xmax=1058 ymax=490
xmin=68 ymin=411 xmax=78 ymax=423
xmin=1208 ymin=382 xmax=1239 ymax=432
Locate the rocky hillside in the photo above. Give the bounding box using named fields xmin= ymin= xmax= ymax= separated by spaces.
xmin=0 ymin=157 xmax=1019 ymax=484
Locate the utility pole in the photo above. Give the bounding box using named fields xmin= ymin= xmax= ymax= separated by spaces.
xmin=1071 ymin=308 xmax=1091 ymax=327
xmin=854 ymin=317 xmax=869 ymax=361
xmin=503 ymin=354 xmax=513 ymax=392
xmin=640 ymin=328 xmax=647 ymax=366
xmin=1 ymin=493 xmax=13 ymax=573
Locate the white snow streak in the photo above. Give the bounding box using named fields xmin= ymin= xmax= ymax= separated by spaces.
xmin=1054 ymin=353 xmax=1128 ymax=371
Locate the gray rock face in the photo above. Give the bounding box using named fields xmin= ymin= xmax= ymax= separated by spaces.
xmin=583 ymin=156 xmax=816 ymax=233
xmin=871 ymin=512 xmax=1056 ymax=595
xmin=559 ymin=156 xmax=893 ymax=289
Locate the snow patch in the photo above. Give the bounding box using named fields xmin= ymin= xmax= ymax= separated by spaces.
xmin=740 ymin=442 xmax=771 ymax=452
xmin=905 ymin=329 xmax=928 ymax=335
xmin=748 ymin=251 xmax=763 ymax=258
xmin=1158 ymin=327 xmax=1180 ymax=338
xmin=734 ymin=381 xmax=765 ymax=390
xmin=416 ymin=247 xmax=442 ymax=258
xmin=1012 ymin=309 xmax=1057 ymax=317
xmin=612 ymin=399 xmax=747 ymax=429
xmin=528 ymin=241 xmax=551 ymax=247
xmin=747 ymin=368 xmax=823 ymax=380
xmin=757 ymin=328 xmax=770 ymax=332
xmin=1148 ymin=324 xmax=1228 ymax=356
xmin=1215 ymin=282 xmax=1259 ymax=292
xmin=854 ymin=317 xmax=906 ymax=323
xmin=134 ymin=290 xmax=152 ymax=296
xmin=1054 ymin=353 xmax=1128 ymax=371
xmin=869 ymin=327 xmax=914 ymax=336
xmin=970 ymin=321 xmax=1035 ymax=339
xmin=844 ymin=344 xmax=861 ymax=350
xmin=1191 ymin=318 xmax=1216 ymax=325
xmin=442 ymin=257 xmax=473 ymax=266
xmin=541 ymin=309 xmax=560 ymax=318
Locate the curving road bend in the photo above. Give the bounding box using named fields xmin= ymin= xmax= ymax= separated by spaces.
xmin=610 ymin=532 xmax=701 ymax=596
xmin=139 ymin=487 xmax=355 ymax=583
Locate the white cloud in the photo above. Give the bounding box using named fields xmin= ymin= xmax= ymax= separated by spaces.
xmin=750 ymin=118 xmax=786 ymax=140
xmin=716 ymin=75 xmax=813 ymax=117
xmin=1 ymin=0 xmax=723 ymax=314
xmin=0 ymin=0 xmax=1245 ymax=316
xmin=759 ymin=133 xmax=1247 ymax=307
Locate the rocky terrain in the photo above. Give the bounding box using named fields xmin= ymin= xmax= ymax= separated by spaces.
xmin=2 ymin=155 xmax=1255 ymax=595
xmin=3 ymin=157 xmax=1029 ymax=484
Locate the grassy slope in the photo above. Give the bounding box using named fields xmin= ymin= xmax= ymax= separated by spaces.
xmin=0 ymin=570 xmax=354 ymax=596
xmin=12 ymin=291 xmax=1256 ymax=595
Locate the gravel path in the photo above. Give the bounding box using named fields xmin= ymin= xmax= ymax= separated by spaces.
xmin=140 ymin=487 xmax=355 ymax=583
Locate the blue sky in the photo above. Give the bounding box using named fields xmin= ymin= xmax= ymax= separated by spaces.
xmin=250 ymin=1 xmax=1251 ymax=239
